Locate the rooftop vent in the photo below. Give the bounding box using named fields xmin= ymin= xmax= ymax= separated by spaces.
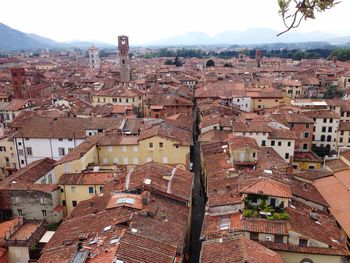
xmin=144 ymin=178 xmax=152 ymax=185
xmin=103 ymin=225 xmax=112 ymax=232
xmin=131 ymin=228 xmax=138 ymax=233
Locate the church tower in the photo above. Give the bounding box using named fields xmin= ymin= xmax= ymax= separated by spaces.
xmin=118 ymin=35 xmax=130 ymax=83
xmin=88 ymin=45 xmax=100 ymax=69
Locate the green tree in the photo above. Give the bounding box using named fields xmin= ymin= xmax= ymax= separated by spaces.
xmin=206 ymin=59 xmax=215 ymax=67
xmin=173 ymin=56 xmax=183 ymax=67
xmin=323 ymin=85 xmax=345 ymax=99
xmin=278 ymin=0 xmax=339 ymax=36
xmin=293 ymin=50 xmax=306 ymax=60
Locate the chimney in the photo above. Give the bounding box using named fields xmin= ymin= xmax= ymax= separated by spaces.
xmin=141 ymin=190 xmax=151 ymax=205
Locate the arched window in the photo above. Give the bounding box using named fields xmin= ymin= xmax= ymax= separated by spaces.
xmin=327 ymin=135 xmax=332 ymax=142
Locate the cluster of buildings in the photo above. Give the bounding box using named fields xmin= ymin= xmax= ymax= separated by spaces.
xmin=0 ymin=36 xmax=349 ymax=262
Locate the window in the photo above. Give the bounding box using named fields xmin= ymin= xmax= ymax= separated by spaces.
xmin=18 ymin=142 xmax=22 ymax=146
xmin=341 ymin=131 xmax=344 ymax=135
xmin=320 ymin=135 xmax=325 ymax=142
xmin=330 ymin=118 xmax=333 ymax=123
xmin=159 ymin=142 xmax=164 ymax=149
xmin=100 ymin=186 xmax=104 ymax=193
xmin=58 ymin=147 xmax=65 ymax=156
xmin=261 ymin=140 xmax=266 ymax=146
xmin=133 ymin=158 xmax=139 ymax=165
xmin=271 ymin=140 xmax=275 ymax=146
xmin=58 ymin=138 xmax=63 ymax=141
xmin=88 ymin=186 xmax=94 ymax=194
xmin=68 ymin=148 xmax=74 ymax=153
xmin=340 ymin=138 xmax=343 ymax=143
xmin=252 ymin=152 xmax=256 ymax=158
xmin=40 ymin=198 xmax=46 ymax=204
xmin=113 ymin=157 xmax=119 ymax=164
xmin=48 ymin=174 xmax=53 ymax=183
xmin=61 ymin=187 xmax=64 ymax=193
xmin=278 ymin=141 xmax=282 ymax=146
xmin=328 ymin=127 xmax=332 ymax=132
xmin=24 ymin=146 xmax=33 ymax=156
xmin=304 ymin=132 xmax=309 ymax=138
xmin=17 ymin=209 xmax=23 ymax=216
xmin=290 ymin=123 xmax=294 ymax=128
xmin=275 ymin=235 xmax=284 ymax=243
xmin=163 ymin=156 xmax=168 ymax=164
xmin=285 ymin=153 xmax=290 ymax=160
xmin=327 ymin=135 xmax=332 ymax=142
xmin=68 ymin=138 xmax=73 ymax=141
xmin=133 ymin=146 xmax=138 ymax=152
xmin=41 ymin=178 xmax=46 ymax=184
xmin=62 ymin=200 xmax=66 ymax=206
xmin=322 ymin=127 xmax=326 ymax=132
xmin=42 ymin=210 xmax=47 ymax=218
xmin=126 ymin=98 xmax=129 ymax=103
xmin=72 ymin=200 xmax=78 ymax=207
xmin=108 ymin=146 xmax=113 ymax=152
xmin=149 ymin=142 xmax=153 ymax=149
xmin=303 ymin=143 xmax=308 ymax=150
xmin=299 ymin=238 xmax=308 ymax=247
xmin=123 ymin=157 xmax=128 ymax=165
xmin=305 ymin=124 xmax=309 ymax=128
xmin=250 ymin=232 xmax=259 ymax=241
xmin=308 ymin=165 xmax=315 ymax=169
xmin=323 ymin=118 xmax=327 ymax=123
xmin=219 ymin=218 xmax=230 ymax=230
xmin=122 ymin=146 xmax=127 ymax=152
xmin=287 ymin=141 xmax=291 ymax=147
xmin=71 ymin=186 xmax=76 ymax=193
xmin=21 ymin=159 xmax=25 ymax=165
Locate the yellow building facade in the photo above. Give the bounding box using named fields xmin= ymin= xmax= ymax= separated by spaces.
xmin=97 ymin=136 xmax=190 ymax=168
xmin=0 ymin=136 xmax=18 ymax=179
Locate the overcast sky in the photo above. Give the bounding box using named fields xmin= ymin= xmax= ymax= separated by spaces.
xmin=1 ymin=0 xmax=349 ymax=44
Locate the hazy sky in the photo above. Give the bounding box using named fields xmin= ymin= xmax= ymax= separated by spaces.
xmin=1 ymin=0 xmax=349 ymax=44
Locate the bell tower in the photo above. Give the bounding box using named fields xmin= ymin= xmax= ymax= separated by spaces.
xmin=118 ymin=35 xmax=130 ymax=83
xmin=88 ymin=44 xmax=100 ymax=69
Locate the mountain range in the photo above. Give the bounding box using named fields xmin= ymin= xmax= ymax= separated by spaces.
xmin=145 ymin=28 xmax=350 ymax=46
xmin=0 ymin=22 xmax=114 ymax=50
xmin=1 ymin=22 xmax=350 ymax=50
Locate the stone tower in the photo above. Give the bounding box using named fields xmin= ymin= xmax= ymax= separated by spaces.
xmin=118 ymin=35 xmax=130 ymax=83
xmin=10 ymin=67 xmax=26 ymax=99
xmin=256 ymin=49 xmax=262 ymax=68
xmin=88 ymin=45 xmax=100 ymax=69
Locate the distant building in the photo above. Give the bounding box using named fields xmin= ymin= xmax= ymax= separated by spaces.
xmin=10 ymin=68 xmax=26 ymax=99
xmin=88 ymin=45 xmax=100 ymax=69
xmin=118 ymin=35 xmax=130 ymax=83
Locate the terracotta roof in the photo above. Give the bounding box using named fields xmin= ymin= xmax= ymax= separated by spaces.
xmin=2 ymin=158 xmax=55 ymax=184
xmin=303 ymin=110 xmax=340 ymax=119
xmin=55 ymin=135 xmax=101 ymax=165
xmin=58 ymin=172 xmax=115 ymax=185
xmin=286 ymin=202 xmax=345 ymax=249
xmin=325 ymin=158 xmax=349 ymax=172
xmin=127 ymin=161 xmax=194 ymax=203
xmin=139 ymin=122 xmax=193 ymax=146
xmin=114 ymin=231 xmax=177 ymax=263
xmin=315 ymin=169 xmax=350 ymax=237
xmin=227 ymin=135 xmax=260 ymax=151
xmin=94 ymin=85 xmax=142 ymax=98
xmin=239 ymin=177 xmax=292 ymax=198
xmin=200 ymin=235 xmax=284 ymax=263
xmin=13 ymin=116 xmax=123 ymax=139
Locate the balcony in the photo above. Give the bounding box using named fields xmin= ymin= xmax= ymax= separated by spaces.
xmin=243 ymin=194 xmax=289 ymax=220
